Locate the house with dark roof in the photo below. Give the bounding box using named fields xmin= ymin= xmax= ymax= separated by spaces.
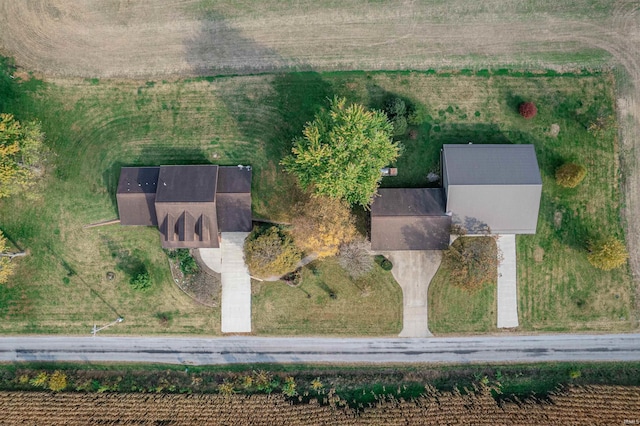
xmin=370 ymin=188 xmax=451 ymax=250
xmin=371 ymin=144 xmax=542 ymax=250
xmin=116 ymin=165 xmax=251 ymax=248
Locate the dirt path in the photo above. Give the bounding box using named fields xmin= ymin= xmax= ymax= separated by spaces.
xmin=1 ymin=0 xmax=639 ymax=287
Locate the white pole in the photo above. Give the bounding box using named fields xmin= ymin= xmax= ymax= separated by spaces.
xmin=91 ymin=317 xmax=124 ymax=336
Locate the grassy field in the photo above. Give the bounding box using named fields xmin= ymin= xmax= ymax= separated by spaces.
xmin=0 ymin=65 xmax=634 ymax=334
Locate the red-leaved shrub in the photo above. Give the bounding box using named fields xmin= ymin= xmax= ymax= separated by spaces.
xmin=519 ymin=102 xmax=537 ymax=119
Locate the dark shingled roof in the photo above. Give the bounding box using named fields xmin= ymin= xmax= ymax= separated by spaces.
xmin=217 ymin=166 xmax=252 ymax=193
xmin=117 ymin=164 xmax=252 ymax=248
xmin=372 ymin=188 xmax=446 ymax=216
xmin=117 ymin=167 xmax=160 ymax=194
xmin=443 ymin=144 xmax=542 ymax=185
xmin=371 ymin=216 xmax=451 ymax=251
xmin=155 ymin=165 xmax=218 ymax=203
xmin=217 ymin=193 xmax=252 ymax=232
xmin=116 ymin=167 xmax=160 ymax=226
xmin=371 ymin=188 xmax=451 ymax=250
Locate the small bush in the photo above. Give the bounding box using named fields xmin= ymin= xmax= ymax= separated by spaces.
xmin=218 ymin=380 xmax=235 ymax=396
xmin=155 ymin=311 xmax=174 ymax=326
xmin=166 ymin=249 xmax=199 ymax=275
xmin=444 ymin=237 xmax=497 ymax=290
xmin=391 ymin=116 xmax=408 ymax=135
xmin=556 ymin=163 xmax=587 ymax=188
xmin=384 ymin=97 xmax=407 ymax=117
xmin=338 ymin=238 xmax=374 ymax=279
xmin=130 ymin=270 xmax=152 ymax=291
xmin=244 ymin=226 xmax=302 ymax=278
xmin=282 ymin=377 xmax=297 ymax=397
xmin=311 ymin=378 xmax=323 ymax=391
xmin=518 ymin=102 xmax=537 ymax=119
xmin=407 ymin=103 xmax=430 ymax=125
xmin=29 ymin=372 xmax=48 ymax=388
xmin=375 ymin=255 xmax=393 ymax=271
xmin=48 ymin=370 xmax=67 ymax=392
xmin=384 ymin=97 xmax=409 ymax=135
xmin=587 ymin=237 xmax=628 ymax=271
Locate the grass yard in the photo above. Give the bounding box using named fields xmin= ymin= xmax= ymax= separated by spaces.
xmin=411 ymin=71 xmax=634 ymax=333
xmin=429 ymin=275 xmax=497 ymax=334
xmin=0 ymin=65 xmax=634 ymax=334
xmin=252 ymin=259 xmax=402 ymax=335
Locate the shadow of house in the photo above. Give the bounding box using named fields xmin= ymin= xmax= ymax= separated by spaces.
xmin=116 ymin=164 xmax=251 ymax=248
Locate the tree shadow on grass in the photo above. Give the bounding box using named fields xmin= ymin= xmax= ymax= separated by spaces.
xmin=228 ymin=72 xmax=333 ymax=219
xmin=264 ymin=72 xmax=333 ymax=161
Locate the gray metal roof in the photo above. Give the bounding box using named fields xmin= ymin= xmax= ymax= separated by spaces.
xmin=156 ymin=165 xmax=218 ymax=203
xmin=372 ymin=188 xmax=446 ymax=216
xmin=443 ymin=144 xmax=542 ymax=186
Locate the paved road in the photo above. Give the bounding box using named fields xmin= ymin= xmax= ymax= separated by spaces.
xmin=1 ymin=334 xmax=639 ymax=365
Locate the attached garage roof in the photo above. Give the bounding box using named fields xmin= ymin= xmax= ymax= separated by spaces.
xmin=371 ymin=188 xmax=451 ymax=250
xmin=443 ymin=144 xmax=542 ymax=186
xmin=371 ymin=216 xmax=451 ymax=250
xmin=217 ymin=193 xmax=252 ymax=232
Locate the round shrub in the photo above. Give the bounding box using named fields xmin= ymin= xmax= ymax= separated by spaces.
xmin=130 ymin=270 xmax=152 ymax=291
xmin=556 ymin=163 xmax=587 ymax=188
xmin=518 ymin=102 xmax=537 ymax=119
xmin=375 ymin=255 xmax=393 ymax=271
xmin=587 ymin=237 xmax=628 ymax=271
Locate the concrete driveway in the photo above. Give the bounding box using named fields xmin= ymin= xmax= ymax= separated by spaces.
xmin=198 ymin=233 xmax=252 ymax=334
xmin=496 ymin=234 xmax=518 ymax=328
xmin=381 ymin=250 xmax=442 ymax=337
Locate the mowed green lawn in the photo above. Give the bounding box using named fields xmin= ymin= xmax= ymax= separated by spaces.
xmin=0 ymin=68 xmax=634 ymax=334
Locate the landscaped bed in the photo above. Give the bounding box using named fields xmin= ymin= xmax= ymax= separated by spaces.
xmin=0 ymin=66 xmax=633 ymax=334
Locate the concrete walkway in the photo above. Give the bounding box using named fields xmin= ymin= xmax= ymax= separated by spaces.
xmin=496 ymin=234 xmax=518 ymax=328
xmin=218 ymin=232 xmax=252 ymax=333
xmin=381 ymin=250 xmax=442 ymax=337
xmin=198 ymin=247 xmax=221 ymax=274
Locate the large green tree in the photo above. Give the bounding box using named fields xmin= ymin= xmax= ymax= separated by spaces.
xmin=282 ymin=97 xmax=399 ymax=206
xmin=0 ymin=113 xmax=46 ymax=198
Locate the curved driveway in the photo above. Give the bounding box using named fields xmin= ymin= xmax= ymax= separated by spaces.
xmin=1 ymin=334 xmax=639 ymax=365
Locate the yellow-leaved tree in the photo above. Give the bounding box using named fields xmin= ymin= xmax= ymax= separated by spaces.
xmin=587 ymin=237 xmax=628 ymax=271
xmin=0 ymin=230 xmax=16 ymax=284
xmin=291 ymin=195 xmax=357 ymax=258
xmin=0 ymin=113 xmax=46 ymax=198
